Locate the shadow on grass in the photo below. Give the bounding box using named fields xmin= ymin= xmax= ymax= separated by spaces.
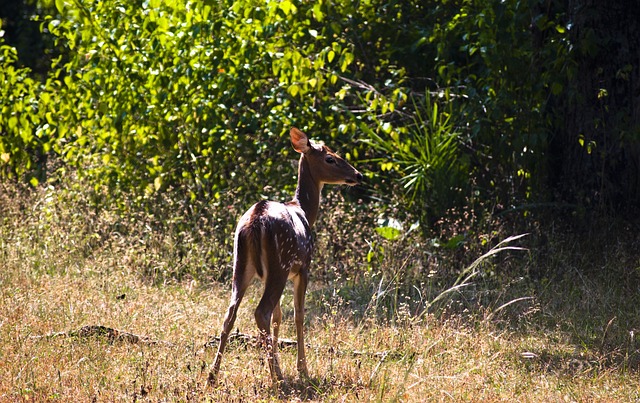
xmin=208 ymin=372 xmax=362 ymax=402
xmin=518 ymin=346 xmax=640 ymax=377
xmin=275 ymin=374 xmax=363 ymax=401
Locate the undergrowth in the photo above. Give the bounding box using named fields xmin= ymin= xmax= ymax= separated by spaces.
xmin=1 ymin=182 xmax=639 ymax=401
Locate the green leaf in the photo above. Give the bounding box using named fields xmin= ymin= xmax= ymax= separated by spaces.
xmin=376 ymin=217 xmax=403 ymax=241
xmin=312 ymin=3 xmax=324 ymax=22
xmin=279 ymin=0 xmax=292 ymax=15
xmin=327 ymin=50 xmax=335 ymax=63
xmin=376 ymin=226 xmax=402 ymax=241
xmin=340 ymin=51 xmax=354 ymax=72
xmin=288 ymin=84 xmax=300 ymax=97
xmin=443 ymin=234 xmax=466 ymax=249
xmin=8 ymin=116 xmax=18 ymax=131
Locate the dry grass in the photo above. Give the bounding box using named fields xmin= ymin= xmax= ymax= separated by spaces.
xmin=1 ymin=184 xmax=639 ymax=402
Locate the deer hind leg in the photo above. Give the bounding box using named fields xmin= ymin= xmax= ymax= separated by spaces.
xmin=208 ymin=243 xmax=255 ymax=386
xmin=255 ymin=273 xmax=287 ymax=384
xmin=272 ymin=300 xmax=283 ymax=351
xmin=293 ymin=270 xmax=309 ymax=378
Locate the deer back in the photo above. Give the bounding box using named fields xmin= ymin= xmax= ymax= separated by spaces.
xmin=235 ymin=200 xmax=313 ymax=281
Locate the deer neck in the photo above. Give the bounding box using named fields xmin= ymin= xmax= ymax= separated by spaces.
xmin=293 ymin=156 xmax=323 ymax=227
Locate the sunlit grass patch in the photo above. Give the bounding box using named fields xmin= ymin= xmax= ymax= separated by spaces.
xmin=1 ymin=184 xmax=639 ymax=401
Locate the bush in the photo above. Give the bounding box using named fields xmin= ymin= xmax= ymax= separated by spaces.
xmin=2 ymin=0 xmax=363 ymax=210
xmin=3 ymin=0 xmax=637 ymax=233
xmin=362 ymin=92 xmax=468 ymax=230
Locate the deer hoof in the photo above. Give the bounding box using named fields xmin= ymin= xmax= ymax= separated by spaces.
xmin=206 ymin=371 xmax=218 ymax=388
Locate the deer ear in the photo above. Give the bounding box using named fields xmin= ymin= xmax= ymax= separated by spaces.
xmin=290 ymin=127 xmax=311 ymax=154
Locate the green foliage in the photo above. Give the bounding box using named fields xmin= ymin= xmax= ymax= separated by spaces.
xmin=2 ymin=0 xmax=638 ymax=230
xmin=0 ymin=43 xmax=55 ymax=185
xmin=363 ymin=92 xmax=467 ymax=228
xmin=2 ymin=0 xmax=360 ymax=209
xmin=426 ymin=0 xmax=572 ymax=203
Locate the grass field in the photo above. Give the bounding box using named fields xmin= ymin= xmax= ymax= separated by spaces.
xmin=1 ymin=184 xmax=639 ymax=401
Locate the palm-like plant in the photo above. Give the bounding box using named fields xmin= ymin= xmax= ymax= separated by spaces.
xmin=364 ymin=92 xmax=467 ymax=231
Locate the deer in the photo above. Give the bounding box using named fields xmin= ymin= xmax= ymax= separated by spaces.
xmin=208 ymin=127 xmax=363 ymax=387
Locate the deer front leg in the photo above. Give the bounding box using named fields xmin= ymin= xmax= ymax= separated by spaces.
xmin=293 ymin=272 xmax=309 ymax=379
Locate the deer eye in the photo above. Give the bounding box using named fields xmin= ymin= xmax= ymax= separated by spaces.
xmin=325 ymin=156 xmax=336 ymax=164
